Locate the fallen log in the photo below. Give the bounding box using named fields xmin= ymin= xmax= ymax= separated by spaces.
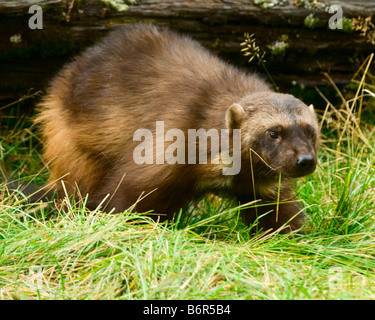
xmin=0 ymin=0 xmax=374 ymax=102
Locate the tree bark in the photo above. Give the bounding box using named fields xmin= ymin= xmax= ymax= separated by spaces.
xmin=1 ymin=0 xmax=374 ymax=101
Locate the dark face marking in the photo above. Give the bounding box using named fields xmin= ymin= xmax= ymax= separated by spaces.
xmin=238 ymin=92 xmax=319 ymax=180
xmin=255 ymin=123 xmax=317 ymax=178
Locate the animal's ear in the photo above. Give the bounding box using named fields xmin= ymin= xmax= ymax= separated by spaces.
xmin=226 ymin=103 xmax=245 ymax=130
xmin=308 ymin=104 xmax=314 ymax=113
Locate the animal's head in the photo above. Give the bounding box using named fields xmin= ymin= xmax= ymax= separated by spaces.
xmin=226 ymin=92 xmax=319 ymax=179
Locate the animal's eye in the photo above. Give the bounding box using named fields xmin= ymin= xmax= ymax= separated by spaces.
xmin=306 ymin=125 xmax=317 ymax=142
xmin=310 ymin=131 xmax=316 ymax=141
xmin=269 ymin=131 xmax=280 ymax=140
xmin=308 ymin=128 xmax=317 ymax=141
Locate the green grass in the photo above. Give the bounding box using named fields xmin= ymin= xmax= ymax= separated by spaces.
xmin=1 ymin=62 xmax=375 ymax=300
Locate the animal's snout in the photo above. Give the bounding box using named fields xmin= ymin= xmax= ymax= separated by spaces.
xmin=295 ymin=155 xmax=316 ymax=177
xmin=296 ymin=155 xmax=315 ymax=169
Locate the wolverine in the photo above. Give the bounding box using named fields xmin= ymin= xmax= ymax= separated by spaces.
xmin=36 ymin=24 xmax=319 ymax=233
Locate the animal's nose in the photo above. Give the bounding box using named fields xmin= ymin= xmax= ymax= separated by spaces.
xmin=296 ymin=155 xmax=315 ymax=170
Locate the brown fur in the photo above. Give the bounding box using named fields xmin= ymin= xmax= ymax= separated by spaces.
xmin=36 ymin=24 xmax=319 ymax=233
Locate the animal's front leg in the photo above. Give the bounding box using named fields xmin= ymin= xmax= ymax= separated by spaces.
xmin=240 ymin=200 xmax=305 ymax=234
